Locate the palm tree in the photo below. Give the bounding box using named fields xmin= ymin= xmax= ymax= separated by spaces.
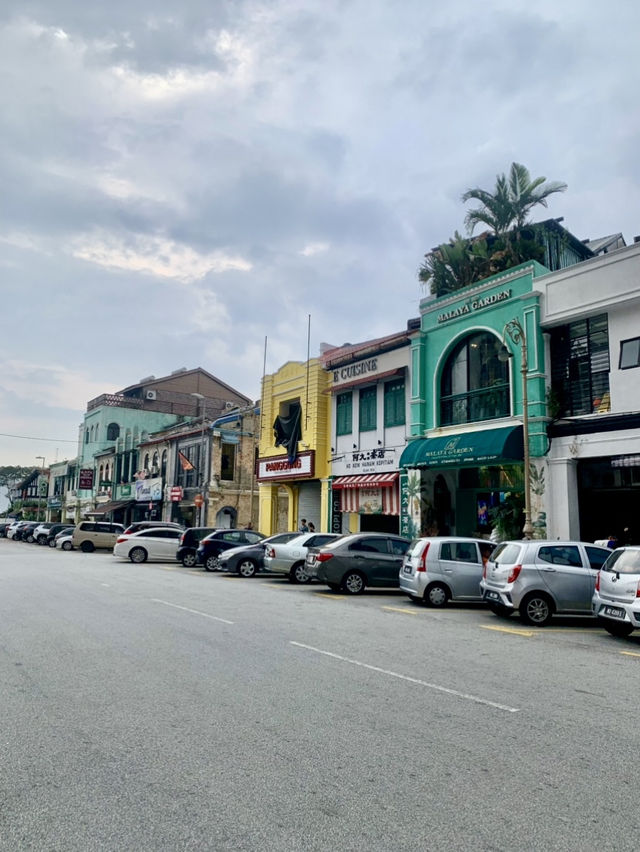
xmin=462 ymin=162 xmax=567 ymax=236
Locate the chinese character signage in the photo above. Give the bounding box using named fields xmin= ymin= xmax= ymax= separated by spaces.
xmin=79 ymin=469 xmax=94 ymax=489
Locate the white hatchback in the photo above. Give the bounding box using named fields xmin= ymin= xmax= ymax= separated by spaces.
xmin=592 ymin=546 xmax=640 ymax=638
xmin=113 ymin=527 xmax=183 ymax=564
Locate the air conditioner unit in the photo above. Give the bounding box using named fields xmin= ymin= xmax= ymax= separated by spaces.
xmin=146 ymin=390 xmax=157 ymax=400
xmin=224 ymin=401 xmax=235 ymax=411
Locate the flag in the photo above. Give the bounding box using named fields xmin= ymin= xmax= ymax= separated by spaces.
xmin=178 ymin=451 xmax=195 ymax=471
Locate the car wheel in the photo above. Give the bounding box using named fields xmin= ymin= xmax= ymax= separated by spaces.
xmin=489 ymin=603 xmax=512 ymax=619
xmin=26 ymin=534 xmax=35 ymax=543
xmin=600 ymin=619 xmax=634 ymax=638
xmin=48 ymin=538 xmax=57 ymax=547
xmin=205 ymin=555 xmax=220 ymax=572
xmin=519 ymin=592 xmax=553 ymax=626
xmin=62 ymin=540 xmax=73 ymax=551
xmin=290 ymin=562 xmax=310 ymax=584
xmin=238 ymin=559 xmax=258 ymax=578
xmin=341 ymin=571 xmax=366 ymax=595
xmin=80 ymin=541 xmax=94 ymax=553
xmin=37 ymin=535 xmax=47 ymax=546
xmin=425 ymin=583 xmax=449 ymax=608
xmin=129 ymin=547 xmax=147 ymax=564
xmin=181 ymin=552 xmax=197 ymax=568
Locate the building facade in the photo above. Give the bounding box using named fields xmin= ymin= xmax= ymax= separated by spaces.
xmin=257 ymin=359 xmax=331 ymax=534
xmin=543 ymin=240 xmax=640 ymax=542
xmin=322 ymin=331 xmax=411 ymax=536
xmin=401 ymin=262 xmax=550 ymax=540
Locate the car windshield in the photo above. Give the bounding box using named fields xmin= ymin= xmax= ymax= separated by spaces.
xmin=491 ymin=543 xmax=523 ymax=564
xmin=602 ymin=549 xmax=640 ymax=574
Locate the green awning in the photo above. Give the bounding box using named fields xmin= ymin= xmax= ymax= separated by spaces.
xmin=400 ymin=425 xmax=523 ymax=469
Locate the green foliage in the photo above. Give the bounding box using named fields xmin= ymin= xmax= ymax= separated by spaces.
xmin=462 ymin=162 xmax=567 ymax=236
xmin=489 ymin=491 xmax=524 ymax=540
xmin=0 ymin=466 xmax=34 ymax=510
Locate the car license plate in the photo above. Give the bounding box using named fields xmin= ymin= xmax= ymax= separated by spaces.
xmin=603 ymin=605 xmax=625 ymax=619
xmin=403 ymin=565 xmax=412 ymax=574
xmin=484 ymin=590 xmax=501 ymax=602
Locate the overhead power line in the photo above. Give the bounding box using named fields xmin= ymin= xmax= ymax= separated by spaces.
xmin=0 ymin=432 xmax=78 ymax=443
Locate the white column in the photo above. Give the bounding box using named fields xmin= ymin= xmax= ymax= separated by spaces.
xmin=547 ymin=457 xmax=579 ymax=540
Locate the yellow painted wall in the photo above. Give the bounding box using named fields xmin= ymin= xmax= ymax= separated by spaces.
xmin=258 ymin=359 xmax=331 ymax=533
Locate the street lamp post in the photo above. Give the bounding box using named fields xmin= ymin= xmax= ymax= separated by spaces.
xmin=191 ymin=393 xmax=208 ymax=526
xmin=35 ymin=456 xmax=45 ymax=522
xmin=498 ymin=319 xmax=534 ymax=540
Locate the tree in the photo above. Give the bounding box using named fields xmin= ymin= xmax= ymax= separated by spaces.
xmin=419 ymin=231 xmax=491 ymax=297
xmin=0 ymin=466 xmax=33 ymax=514
xmin=462 ymin=162 xmax=567 ymax=236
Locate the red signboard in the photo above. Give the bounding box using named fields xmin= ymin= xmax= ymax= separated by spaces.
xmin=169 ymin=486 xmax=183 ymax=502
xmin=79 ymin=469 xmax=94 ymax=489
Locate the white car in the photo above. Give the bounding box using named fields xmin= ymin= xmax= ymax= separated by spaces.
xmin=113 ymin=527 xmax=183 ymax=564
xmin=56 ymin=531 xmax=74 ymax=551
xmin=264 ymin=532 xmax=342 ymax=583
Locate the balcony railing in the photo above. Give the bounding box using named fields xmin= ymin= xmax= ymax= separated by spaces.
xmin=440 ymin=384 xmax=510 ymax=427
xmin=87 ymin=393 xmax=144 ymax=411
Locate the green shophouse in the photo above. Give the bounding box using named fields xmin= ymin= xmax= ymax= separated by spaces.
xmin=400 ymin=262 xmax=551 ymax=540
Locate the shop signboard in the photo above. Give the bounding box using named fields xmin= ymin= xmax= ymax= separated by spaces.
xmin=134 ymin=477 xmax=163 ymax=502
xmin=331 ymin=490 xmax=342 ymax=534
xmin=257 ymin=451 xmax=315 ymax=482
xmin=169 ymin=486 xmax=183 ymax=502
xmin=358 ymin=488 xmax=382 ymax=514
xmin=78 ymin=469 xmax=94 ymax=489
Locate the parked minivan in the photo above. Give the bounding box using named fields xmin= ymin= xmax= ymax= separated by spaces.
xmin=72 ymin=521 xmax=125 ymax=552
xmin=480 ymin=539 xmax=611 ymax=626
xmin=592 ymin=546 xmax=640 ymax=638
xmin=400 ymin=537 xmax=495 ymax=607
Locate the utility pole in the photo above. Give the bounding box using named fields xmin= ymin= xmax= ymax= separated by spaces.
xmin=35 ymin=456 xmax=45 ymax=522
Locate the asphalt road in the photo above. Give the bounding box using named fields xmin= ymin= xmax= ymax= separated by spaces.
xmin=1 ymin=540 xmax=639 ymax=851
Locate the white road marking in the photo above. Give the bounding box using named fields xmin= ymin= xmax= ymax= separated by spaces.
xmin=290 ymin=641 xmax=519 ymax=713
xmin=151 ymin=599 xmax=234 ymax=624
xmin=101 ymin=583 xmax=111 ymax=587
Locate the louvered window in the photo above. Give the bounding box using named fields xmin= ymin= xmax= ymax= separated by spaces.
xmin=550 ymin=314 xmax=610 ymax=416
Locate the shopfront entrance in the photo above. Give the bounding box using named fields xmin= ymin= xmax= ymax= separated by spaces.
xmin=577 ymin=458 xmax=640 ymax=544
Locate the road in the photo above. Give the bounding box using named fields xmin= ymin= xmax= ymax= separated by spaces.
xmin=1 ymin=540 xmax=639 ymax=851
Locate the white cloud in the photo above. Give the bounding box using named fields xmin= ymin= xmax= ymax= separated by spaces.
xmin=300 ymin=242 xmax=330 ymax=257
xmin=1 ymin=360 xmax=108 ymax=411
xmin=70 ymin=232 xmax=252 ymax=282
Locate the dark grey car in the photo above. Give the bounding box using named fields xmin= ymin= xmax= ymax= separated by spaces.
xmin=306 ymin=532 xmax=411 ymax=594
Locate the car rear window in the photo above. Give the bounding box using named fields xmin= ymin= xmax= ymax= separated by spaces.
xmin=491 ymin=543 xmax=522 ymax=564
xmin=407 ymin=539 xmax=426 ymax=558
xmin=602 ymin=549 xmax=640 ymax=574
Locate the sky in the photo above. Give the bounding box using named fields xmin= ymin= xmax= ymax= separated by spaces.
xmin=1 ymin=0 xmax=639 ymax=470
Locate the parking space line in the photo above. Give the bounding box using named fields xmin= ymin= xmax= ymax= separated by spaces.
xmin=290 ymin=641 xmax=519 ymax=713
xmin=151 ymin=599 xmax=234 ymax=624
xmin=620 ymin=650 xmax=640 ymax=658
xmin=313 ymin=592 xmax=345 ymax=600
xmin=381 ymin=606 xmax=417 ymax=616
xmin=481 ymin=625 xmax=536 ymax=638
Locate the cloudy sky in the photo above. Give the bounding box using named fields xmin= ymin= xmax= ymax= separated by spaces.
xmin=1 ymin=0 xmax=639 ymax=469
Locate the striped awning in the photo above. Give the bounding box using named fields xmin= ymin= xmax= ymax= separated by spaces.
xmin=332 ymin=473 xmax=399 ymax=489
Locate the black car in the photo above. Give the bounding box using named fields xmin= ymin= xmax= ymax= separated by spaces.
xmin=176 ymin=527 xmax=218 ymax=567
xmin=17 ymin=522 xmax=40 ymax=542
xmin=218 ymin=532 xmax=300 ymax=577
xmin=45 ymin=523 xmax=75 ymax=547
xmin=197 ymin=529 xmax=265 ymax=572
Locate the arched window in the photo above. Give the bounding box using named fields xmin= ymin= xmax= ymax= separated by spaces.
xmin=107 ymin=422 xmax=120 ymax=441
xmin=440 ymin=332 xmax=509 ymax=426
xmin=85 ymin=429 xmax=89 ymax=444
xmin=152 ymin=451 xmax=159 ymax=473
xmin=161 ymin=450 xmax=168 ymax=479
xmin=143 ymin=453 xmax=150 ymax=473
xmin=105 ymin=463 xmax=110 ymax=482
xmin=90 ymin=425 xmax=94 ymax=443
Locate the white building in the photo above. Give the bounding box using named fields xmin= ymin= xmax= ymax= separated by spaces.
xmin=321 ymin=329 xmax=412 ymax=535
xmin=541 ymin=239 xmax=640 ymax=542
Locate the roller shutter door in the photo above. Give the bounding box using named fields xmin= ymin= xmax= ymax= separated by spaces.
xmin=297 ymin=481 xmax=321 ymax=530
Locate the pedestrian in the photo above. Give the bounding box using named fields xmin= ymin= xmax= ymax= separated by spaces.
xmin=299 ymin=518 xmax=309 ymax=532
xmin=606 ymin=534 xmax=618 ymax=549
xmin=245 ymin=522 xmax=253 ymax=530
xmin=308 ymin=521 xmax=315 ymax=533
xmin=480 ymin=545 xmax=492 ymax=568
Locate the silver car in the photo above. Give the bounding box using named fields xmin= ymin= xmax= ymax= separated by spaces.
xmin=264 ymin=532 xmax=342 ymax=583
xmin=480 ymin=539 xmax=611 ymax=626
xmin=400 ymin=537 xmax=495 ymax=607
xmin=592 ymin=546 xmax=640 ymax=638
